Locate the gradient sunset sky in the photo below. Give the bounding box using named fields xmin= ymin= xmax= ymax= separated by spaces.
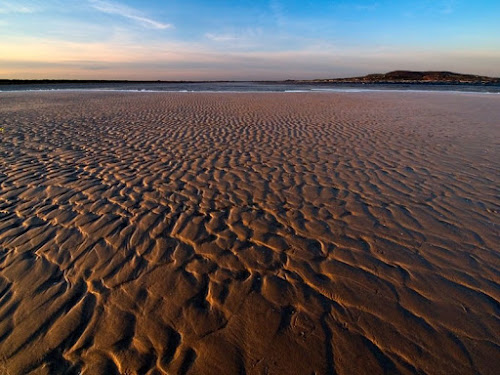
xmin=1 ymin=0 xmax=499 ymax=80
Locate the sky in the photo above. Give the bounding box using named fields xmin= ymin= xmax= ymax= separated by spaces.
xmin=1 ymin=0 xmax=499 ymax=80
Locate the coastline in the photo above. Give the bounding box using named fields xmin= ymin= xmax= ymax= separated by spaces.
xmin=1 ymin=86 xmax=499 ymax=94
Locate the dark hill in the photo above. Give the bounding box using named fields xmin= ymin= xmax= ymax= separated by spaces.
xmin=314 ymin=70 xmax=500 ymax=83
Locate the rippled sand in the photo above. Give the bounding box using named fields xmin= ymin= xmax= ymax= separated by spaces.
xmin=0 ymin=92 xmax=499 ymax=375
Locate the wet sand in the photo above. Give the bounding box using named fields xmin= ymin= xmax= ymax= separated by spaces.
xmin=0 ymin=92 xmax=499 ymax=374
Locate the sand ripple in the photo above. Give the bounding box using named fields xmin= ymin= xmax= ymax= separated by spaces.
xmin=0 ymin=92 xmax=499 ymax=374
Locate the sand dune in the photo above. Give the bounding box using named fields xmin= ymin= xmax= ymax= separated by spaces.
xmin=0 ymin=92 xmax=499 ymax=374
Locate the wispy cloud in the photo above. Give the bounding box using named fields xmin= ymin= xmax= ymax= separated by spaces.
xmin=205 ymin=33 xmax=238 ymax=42
xmin=205 ymin=28 xmax=263 ymax=44
xmin=88 ymin=0 xmax=173 ymax=30
xmin=0 ymin=1 xmax=37 ymax=14
xmin=354 ymin=3 xmax=379 ymax=12
xmin=404 ymin=0 xmax=457 ymax=17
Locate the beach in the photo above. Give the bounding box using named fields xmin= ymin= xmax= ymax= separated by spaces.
xmin=0 ymin=91 xmax=499 ymax=374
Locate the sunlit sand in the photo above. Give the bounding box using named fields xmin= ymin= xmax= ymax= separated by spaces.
xmin=0 ymin=91 xmax=499 ymax=374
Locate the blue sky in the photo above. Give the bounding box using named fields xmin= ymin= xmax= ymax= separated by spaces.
xmin=1 ymin=0 xmax=499 ymax=79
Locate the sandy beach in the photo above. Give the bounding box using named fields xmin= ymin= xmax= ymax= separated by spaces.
xmin=0 ymin=91 xmax=499 ymax=374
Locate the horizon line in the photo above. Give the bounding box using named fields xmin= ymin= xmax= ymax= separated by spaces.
xmin=2 ymin=69 xmax=500 ymax=84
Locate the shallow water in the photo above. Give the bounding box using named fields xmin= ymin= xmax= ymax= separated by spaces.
xmin=1 ymin=81 xmax=500 ymax=94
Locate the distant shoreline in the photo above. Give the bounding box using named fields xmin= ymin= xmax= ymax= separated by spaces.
xmin=2 ymin=71 xmax=500 ymax=86
xmin=1 ymin=80 xmax=500 ymax=86
xmin=1 ymin=81 xmax=500 ymax=86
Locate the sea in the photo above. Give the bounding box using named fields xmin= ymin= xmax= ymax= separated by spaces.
xmin=1 ymin=81 xmax=500 ymax=94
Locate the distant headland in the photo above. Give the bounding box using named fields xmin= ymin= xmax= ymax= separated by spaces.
xmin=304 ymin=70 xmax=500 ymax=84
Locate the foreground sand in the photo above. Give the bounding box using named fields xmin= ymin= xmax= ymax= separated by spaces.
xmin=0 ymin=91 xmax=499 ymax=374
